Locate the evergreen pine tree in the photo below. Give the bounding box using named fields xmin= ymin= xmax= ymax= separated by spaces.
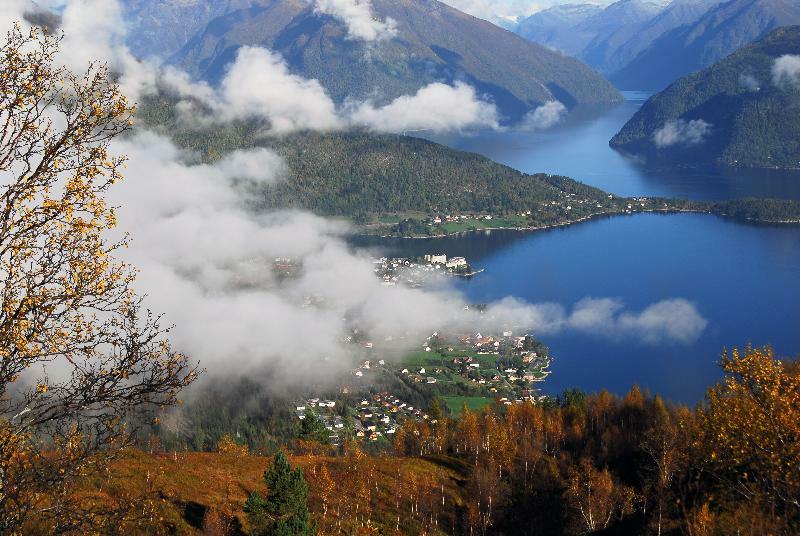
xmin=245 ymin=451 xmax=315 ymax=536
xmin=299 ymin=412 xmax=329 ymax=444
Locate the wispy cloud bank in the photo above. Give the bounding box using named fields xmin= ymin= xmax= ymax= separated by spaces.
xmin=492 ymin=297 xmax=707 ymax=344
xmin=738 ymin=73 xmax=760 ymax=92
xmin=313 ymin=0 xmax=397 ymax=42
xmin=217 ymin=47 xmax=341 ymax=133
xmin=348 ymin=82 xmax=500 ymax=133
xmin=519 ymin=100 xmax=566 ymax=131
xmin=164 ymin=46 xmax=500 ymax=135
xmin=0 ymin=1 xmax=709 ymax=387
xmin=653 ymin=119 xmax=712 ymax=148
xmin=772 ymin=54 xmax=800 ymax=90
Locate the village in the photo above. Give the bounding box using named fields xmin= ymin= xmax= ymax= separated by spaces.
xmin=295 ymin=393 xmax=430 ymax=445
xmin=295 ymin=328 xmax=553 ymax=446
xmin=354 ymin=329 xmax=553 ymax=397
xmin=374 ymin=253 xmax=482 ymax=288
xmin=370 ymin=191 xmax=681 ymax=238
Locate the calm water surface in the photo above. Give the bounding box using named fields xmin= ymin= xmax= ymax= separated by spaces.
xmin=427 ymin=92 xmax=800 ymax=201
xmin=355 ymin=94 xmax=800 ymax=402
xmin=355 ymin=215 xmax=800 ymax=402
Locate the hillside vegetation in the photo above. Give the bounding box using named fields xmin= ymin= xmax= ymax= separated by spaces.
xmin=611 ymin=26 xmax=800 ymax=169
xmin=58 ymin=347 xmax=800 ymax=535
xmin=139 ymin=96 xmax=611 ymax=217
xmin=140 ymin=97 xmax=800 ymax=228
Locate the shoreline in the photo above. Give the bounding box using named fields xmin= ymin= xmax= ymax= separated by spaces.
xmin=357 ymin=208 xmax=800 ymax=240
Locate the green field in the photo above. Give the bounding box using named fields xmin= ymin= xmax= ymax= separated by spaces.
xmin=400 ymin=348 xmax=500 ymax=368
xmin=400 ymin=350 xmax=448 ymax=367
xmin=441 ymin=396 xmax=494 ymax=413
xmin=438 ymin=215 xmax=527 ymax=234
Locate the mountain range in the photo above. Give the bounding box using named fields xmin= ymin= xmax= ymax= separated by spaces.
xmin=121 ymin=0 xmax=621 ymax=122
xmin=612 ymin=0 xmax=800 ymax=89
xmin=515 ymin=0 xmax=800 ymax=91
xmin=121 ymin=0 xmax=260 ymax=59
xmin=610 ymin=26 xmax=800 ymax=169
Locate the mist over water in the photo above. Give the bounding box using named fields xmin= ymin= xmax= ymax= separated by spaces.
xmin=355 ymin=94 xmax=800 ymax=402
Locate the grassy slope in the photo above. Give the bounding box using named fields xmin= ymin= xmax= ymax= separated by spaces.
xmin=441 ymin=396 xmax=493 ymax=413
xmin=73 ymin=450 xmax=467 ymax=535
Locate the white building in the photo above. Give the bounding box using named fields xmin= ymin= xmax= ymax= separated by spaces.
xmin=446 ymin=257 xmax=467 ymax=269
xmin=424 ymin=254 xmax=447 ymax=264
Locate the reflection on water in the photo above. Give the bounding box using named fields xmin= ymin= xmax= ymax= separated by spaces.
xmin=424 ymin=91 xmax=800 ymax=201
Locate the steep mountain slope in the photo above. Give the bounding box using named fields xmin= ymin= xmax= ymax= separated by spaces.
xmin=610 ymin=26 xmax=800 ymax=169
xmin=597 ymin=0 xmax=723 ymax=74
xmin=578 ymin=0 xmax=666 ymax=74
xmin=515 ymin=0 xmax=727 ymax=78
xmin=120 ymin=0 xmax=267 ymax=59
xmin=172 ymin=0 xmax=621 ymax=121
xmin=611 ymin=0 xmax=800 ymax=90
xmin=514 ymin=3 xmax=603 ymax=57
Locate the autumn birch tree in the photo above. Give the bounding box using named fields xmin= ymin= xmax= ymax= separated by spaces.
xmin=0 ymin=25 xmax=198 ymax=531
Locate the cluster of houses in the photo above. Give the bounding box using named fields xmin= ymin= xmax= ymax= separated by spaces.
xmin=295 ymin=398 xmax=344 ymax=443
xmin=353 ymin=394 xmax=429 ymax=442
xmin=351 ymin=358 xmax=386 ymax=378
xmin=294 ymin=393 xmax=429 ymax=444
xmin=272 ymin=257 xmax=299 ymax=278
xmin=372 ymin=254 xmax=474 ymax=287
xmin=406 ymin=331 xmax=552 ymax=392
xmin=423 ymin=254 xmax=468 ymax=270
xmin=428 ymin=214 xmax=493 ymax=225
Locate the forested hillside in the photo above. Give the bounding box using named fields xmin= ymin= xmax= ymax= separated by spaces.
xmin=611 ymin=26 xmax=800 ymax=169
xmin=140 ymin=96 xmax=800 ymax=227
xmin=139 ymin=96 xmax=610 ymax=218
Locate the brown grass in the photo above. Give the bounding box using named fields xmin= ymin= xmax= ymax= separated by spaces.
xmin=72 ymin=449 xmax=469 ymax=535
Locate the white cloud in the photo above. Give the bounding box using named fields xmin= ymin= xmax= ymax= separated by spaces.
xmin=617 ymin=299 xmax=708 ymax=344
xmin=348 ymin=81 xmax=500 ymax=133
xmin=519 ymin=100 xmax=566 ymax=131
xmin=772 ymin=54 xmax=800 ymax=90
xmin=738 ymin=73 xmax=760 ymax=92
xmin=313 ymin=0 xmax=397 ymax=42
xmin=499 ymin=297 xmax=707 ymax=344
xmin=653 ymin=119 xmax=712 ymax=148
xmin=161 ymin=48 xmax=500 ymax=135
xmin=217 ymin=46 xmax=341 ymax=133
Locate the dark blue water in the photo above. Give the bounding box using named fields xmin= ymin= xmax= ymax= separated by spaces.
xmin=354 ymin=215 xmax=800 ymax=402
xmin=354 ymin=94 xmax=800 ymax=402
xmin=427 ymin=92 xmax=800 ymax=201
